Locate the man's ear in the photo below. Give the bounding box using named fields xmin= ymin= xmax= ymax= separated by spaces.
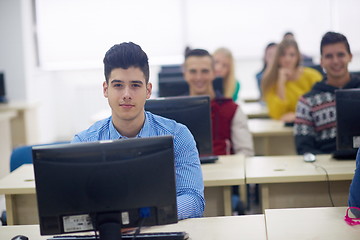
xmin=146 ymin=82 xmax=152 ymax=99
xmin=103 ymin=81 xmax=108 ymax=98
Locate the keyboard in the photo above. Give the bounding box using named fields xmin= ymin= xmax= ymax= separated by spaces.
xmin=48 ymin=231 xmax=189 ymax=240
xmin=199 ymin=155 xmax=218 ymax=164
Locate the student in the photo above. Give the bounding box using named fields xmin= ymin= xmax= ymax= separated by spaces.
xmin=183 ymin=48 xmax=254 ymax=215
xmin=349 ymin=149 xmax=360 ymax=212
xmin=261 ymin=39 xmax=322 ymax=122
xmin=283 ymin=31 xmax=314 ymax=66
xmin=71 ymin=42 xmax=205 ymax=220
xmin=184 ymin=48 xmax=254 ymax=157
xmin=294 ymin=32 xmax=360 ymax=154
xmin=213 ymin=47 xmax=241 ymax=101
xmin=255 ymin=42 xmax=277 ymax=96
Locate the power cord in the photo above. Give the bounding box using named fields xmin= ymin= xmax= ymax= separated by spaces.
xmin=312 ymin=163 xmax=335 ymax=207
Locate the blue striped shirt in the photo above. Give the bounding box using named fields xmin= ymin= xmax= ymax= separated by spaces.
xmin=72 ymin=111 xmax=205 ymax=220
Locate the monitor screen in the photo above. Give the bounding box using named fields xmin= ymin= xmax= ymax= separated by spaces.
xmin=0 ymin=72 xmax=7 ymax=103
xmin=158 ymin=70 xmax=223 ymax=98
xmin=145 ymin=96 xmax=213 ymax=156
xmin=32 ymin=136 xmax=177 ymax=238
xmin=336 ymin=89 xmax=360 ymax=151
xmin=158 ymin=71 xmax=189 ymax=97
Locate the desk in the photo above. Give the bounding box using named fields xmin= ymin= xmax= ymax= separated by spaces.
xmin=0 ymin=214 xmax=267 ymax=240
xmin=0 ymin=101 xmax=39 ymax=148
xmin=0 ymin=110 xmax=17 ymax=178
xmin=248 ymin=119 xmax=295 ymax=155
xmin=0 ymin=155 xmax=246 ymax=224
xmin=241 ymin=102 xmax=268 ymax=119
xmin=265 ymin=207 xmax=360 ymax=240
xmin=246 ymin=155 xmax=355 ymax=212
xmin=202 ymin=155 xmax=245 ymax=217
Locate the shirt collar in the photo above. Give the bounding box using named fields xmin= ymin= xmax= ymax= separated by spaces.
xmin=109 ymin=112 xmax=151 ymax=139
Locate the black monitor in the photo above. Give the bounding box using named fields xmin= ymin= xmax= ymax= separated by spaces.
xmin=158 ymin=70 xmax=223 ymax=98
xmin=0 ymin=72 xmax=7 ymax=103
xmin=32 ymin=136 xmax=177 ymax=239
xmin=145 ymin=96 xmax=213 ymax=158
xmin=158 ymin=71 xmax=189 ymax=97
xmin=334 ymin=89 xmax=360 ymax=159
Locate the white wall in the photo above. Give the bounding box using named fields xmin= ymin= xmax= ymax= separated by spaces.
xmin=1 ymin=0 xmax=360 ymax=143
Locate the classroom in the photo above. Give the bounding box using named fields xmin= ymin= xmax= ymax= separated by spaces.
xmin=1 ymin=0 xmax=360 ymax=239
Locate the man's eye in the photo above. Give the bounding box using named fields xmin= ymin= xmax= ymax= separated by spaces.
xmin=114 ymin=84 xmax=122 ymax=87
xmin=132 ymin=84 xmax=141 ymax=88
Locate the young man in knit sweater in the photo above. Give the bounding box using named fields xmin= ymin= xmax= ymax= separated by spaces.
xmin=294 ymin=32 xmax=360 ymax=154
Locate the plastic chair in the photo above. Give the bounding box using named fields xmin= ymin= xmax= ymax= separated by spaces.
xmin=10 ymin=141 xmax=70 ymax=172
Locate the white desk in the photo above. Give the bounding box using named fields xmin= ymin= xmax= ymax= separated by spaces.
xmin=246 ymin=154 xmax=355 ymax=212
xmin=265 ymin=207 xmax=360 ymax=240
xmin=0 ymin=110 xmax=17 ymax=179
xmin=0 ymin=101 xmax=39 ymax=148
xmin=0 ymin=215 xmax=267 ymax=240
xmin=241 ymin=102 xmax=269 ymax=119
xmin=248 ymin=119 xmax=296 ymax=155
xmin=202 ymin=155 xmax=245 ymax=217
xmin=0 ymin=155 xmax=246 ymax=224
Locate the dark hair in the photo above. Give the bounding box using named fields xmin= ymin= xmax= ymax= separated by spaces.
xmin=320 ymin=32 xmax=351 ymax=55
xmin=103 ymin=42 xmax=149 ymax=83
xmin=283 ymin=32 xmax=294 ymax=38
xmin=261 ymin=42 xmax=277 ymax=71
xmin=185 ymin=49 xmax=212 ymax=60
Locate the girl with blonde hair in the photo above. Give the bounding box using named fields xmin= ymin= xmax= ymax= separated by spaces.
xmin=213 ymin=48 xmax=240 ymax=101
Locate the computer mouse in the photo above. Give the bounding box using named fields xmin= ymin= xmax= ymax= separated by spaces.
xmin=11 ymin=235 xmax=29 ymax=240
xmin=303 ymin=152 xmax=316 ymax=162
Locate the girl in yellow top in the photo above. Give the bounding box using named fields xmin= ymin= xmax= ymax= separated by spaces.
xmin=261 ymin=39 xmax=322 ymax=122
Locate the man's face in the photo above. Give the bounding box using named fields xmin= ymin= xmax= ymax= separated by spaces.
xmin=321 ymin=42 xmax=352 ymax=80
xmin=103 ymin=67 xmax=152 ymax=122
xmin=183 ymin=56 xmax=215 ymax=95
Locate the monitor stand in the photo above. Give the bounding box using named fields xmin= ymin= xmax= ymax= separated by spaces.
xmin=96 ymin=213 xmax=122 ymax=240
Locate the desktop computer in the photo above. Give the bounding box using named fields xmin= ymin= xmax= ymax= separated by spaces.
xmin=334 ymin=89 xmax=360 ymax=159
xmin=0 ymin=72 xmax=8 ymax=103
xmin=32 ymin=136 xmax=179 ymax=239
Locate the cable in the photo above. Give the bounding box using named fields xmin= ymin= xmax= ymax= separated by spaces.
xmin=312 ymin=163 xmax=335 ymax=207
xmin=132 ymin=217 xmax=146 ymax=240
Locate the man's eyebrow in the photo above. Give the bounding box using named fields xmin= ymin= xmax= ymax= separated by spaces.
xmin=131 ymin=80 xmax=144 ymax=84
xmin=110 ymin=79 xmax=123 ymax=84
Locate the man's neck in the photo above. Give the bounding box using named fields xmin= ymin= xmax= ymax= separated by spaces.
xmin=327 ymin=73 xmax=351 ymax=88
xmin=112 ymin=113 xmax=145 ymax=138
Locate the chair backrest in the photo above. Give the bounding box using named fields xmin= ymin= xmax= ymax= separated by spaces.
xmin=10 ymin=142 xmax=70 ymax=172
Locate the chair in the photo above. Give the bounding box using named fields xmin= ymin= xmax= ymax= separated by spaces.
xmin=10 ymin=141 xmax=70 ymax=172
xmin=1 ymin=141 xmax=69 ymax=225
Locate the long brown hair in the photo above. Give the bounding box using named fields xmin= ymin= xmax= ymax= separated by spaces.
xmin=261 ymin=39 xmax=301 ymax=95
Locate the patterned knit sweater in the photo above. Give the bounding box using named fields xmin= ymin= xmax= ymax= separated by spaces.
xmin=294 ymin=74 xmax=360 ymax=154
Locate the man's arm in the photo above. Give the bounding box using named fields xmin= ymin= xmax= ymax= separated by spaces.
xmin=173 ymin=125 xmax=205 ymax=220
xmin=294 ymin=97 xmax=320 ymax=154
xmin=231 ymin=106 xmax=254 ymax=156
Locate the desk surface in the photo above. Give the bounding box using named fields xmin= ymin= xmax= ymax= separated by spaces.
xmin=265 ymin=207 xmax=360 ymax=240
xmin=246 ymin=154 xmax=356 ymax=184
xmin=0 ymin=215 xmax=267 ymax=240
xmin=241 ymin=102 xmax=268 ymax=118
xmin=202 ymin=155 xmax=245 ymax=186
xmin=0 ymin=101 xmax=39 ymax=111
xmin=0 ymin=155 xmax=245 ymax=194
xmin=248 ymin=119 xmax=293 ymax=137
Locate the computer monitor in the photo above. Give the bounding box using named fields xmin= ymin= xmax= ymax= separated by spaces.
xmin=0 ymin=72 xmax=7 ymax=103
xmin=158 ymin=71 xmax=189 ymax=97
xmin=158 ymin=71 xmax=223 ymax=98
xmin=32 ymin=136 xmax=177 ymax=239
xmin=145 ymin=96 xmax=213 ymax=157
xmin=335 ymin=89 xmax=360 ymax=157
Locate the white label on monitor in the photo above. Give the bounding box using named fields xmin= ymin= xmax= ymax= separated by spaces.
xmin=121 ymin=212 xmax=130 ymax=225
xmin=353 ymin=136 xmax=360 ymax=148
xmin=63 ymin=214 xmax=93 ymax=233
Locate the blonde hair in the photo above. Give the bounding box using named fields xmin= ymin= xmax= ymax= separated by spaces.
xmin=213 ymin=48 xmax=236 ymax=98
xmin=261 ymin=39 xmax=301 ymax=95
